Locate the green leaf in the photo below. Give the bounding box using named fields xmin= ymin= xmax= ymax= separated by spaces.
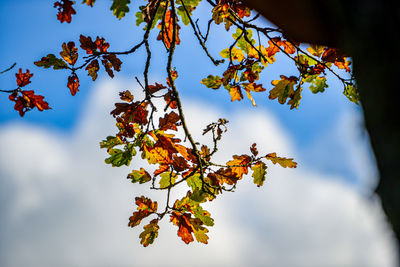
xmin=177 ymin=6 xmax=192 ymax=26
xmin=343 ymin=84 xmax=360 ymax=104
xmin=128 ymin=168 xmax=152 ymax=184
xmin=100 ymin=135 xmax=122 ymax=150
xmin=251 ymin=161 xmax=267 ymax=187
xmin=306 ymin=75 xmax=328 ymax=93
xmin=110 ymin=0 xmax=131 ymax=19
xmin=105 ymin=144 xmax=136 ymax=167
xmin=201 ymin=75 xmax=222 ymax=89
xmin=287 ymin=87 xmax=302 ymax=109
xmin=269 ymin=75 xmax=298 ymax=105
xmin=159 ymin=171 xmax=177 ymax=188
xmin=34 ymin=54 xmax=68 ymax=70
xmin=232 ymin=28 xmax=254 ymax=54
xmin=186 ymin=173 xmax=202 ymax=191
xmin=139 ymin=219 xmax=159 ymax=247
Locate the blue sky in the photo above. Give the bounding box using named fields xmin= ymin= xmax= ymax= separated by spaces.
xmin=0 ymin=1 xmax=397 ymax=266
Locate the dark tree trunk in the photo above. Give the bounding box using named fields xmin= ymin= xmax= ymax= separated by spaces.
xmin=243 ymin=0 xmax=400 ymax=262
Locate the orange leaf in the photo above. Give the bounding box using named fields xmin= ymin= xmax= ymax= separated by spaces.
xmin=67 ymin=74 xmax=79 ymax=96
xmin=228 ymin=85 xmax=243 ymax=102
xmin=157 ymin=10 xmax=181 ymax=49
xmin=170 ymin=212 xmax=195 ymax=244
xmin=226 ymin=154 xmax=252 ymax=178
xmin=128 ymin=196 xmax=158 ymax=227
xmin=15 ymin=68 xmax=33 ymax=87
xmin=79 ymin=35 xmax=97 ymax=54
xmin=60 ymin=41 xmax=78 ymax=65
xmin=159 ymin=111 xmax=180 ymax=131
xmin=53 ymin=0 xmax=76 ymax=23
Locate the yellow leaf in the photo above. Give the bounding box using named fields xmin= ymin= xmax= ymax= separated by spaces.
xmin=265 ymin=152 xmax=297 ymax=168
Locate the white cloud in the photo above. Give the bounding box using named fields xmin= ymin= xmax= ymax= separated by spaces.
xmin=0 ymin=79 xmax=397 ymax=267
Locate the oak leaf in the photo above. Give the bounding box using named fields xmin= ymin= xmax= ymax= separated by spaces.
xmin=159 ymin=111 xmax=180 ymax=131
xmin=139 ymin=219 xmax=159 ymax=247
xmin=15 ymin=68 xmax=33 ymax=87
xmin=226 ymin=154 xmax=252 ymax=178
xmin=85 ymin=59 xmax=100 ymax=81
xmin=251 ymin=161 xmax=267 ymax=187
xmin=269 ymin=75 xmax=298 ymax=105
xmin=34 ymin=54 xmax=68 ymax=70
xmin=128 ymin=196 xmax=158 ymax=227
xmin=67 ymin=73 xmax=80 ymax=96
xmin=127 ymin=168 xmax=152 ymax=184
xmin=265 ymin=153 xmax=297 ymax=168
xmin=60 ymin=41 xmax=78 ymax=65
xmin=54 ymin=0 xmax=76 ymax=23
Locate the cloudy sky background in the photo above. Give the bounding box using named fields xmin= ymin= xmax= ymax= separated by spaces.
xmin=0 ymin=1 xmax=398 ymax=266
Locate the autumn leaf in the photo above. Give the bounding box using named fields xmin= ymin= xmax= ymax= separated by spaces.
xmin=100 ymin=135 xmax=122 ymax=151
xmin=170 ymin=211 xmax=209 ymax=244
xmin=105 ymin=144 xmax=136 ymax=167
xmin=214 ymin=167 xmax=239 ymax=185
xmin=94 ymin=37 xmax=110 ymax=53
xmin=139 ymin=219 xmax=159 ymax=247
xmin=227 ymin=85 xmax=243 ymax=102
xmin=343 ymin=84 xmax=359 ymax=104
xmin=127 ymin=168 xmax=152 ymax=184
xmin=148 ymin=83 xmax=167 ymax=94
xmin=265 ymin=153 xmax=297 ymax=168
xmin=226 ymin=154 xmax=252 ymax=179
xmin=54 ymin=0 xmax=76 ymax=23
xmin=287 ymin=87 xmax=302 ymax=109
xmin=60 ymin=41 xmax=78 ymax=65
xmin=79 ymin=35 xmax=97 ymax=54
xmin=220 ymin=47 xmax=245 ymax=62
xmin=34 ymin=54 xmax=68 ymax=70
xmin=15 ymin=68 xmax=33 ymax=87
xmin=201 ymin=75 xmax=223 ymax=89
xmin=82 ymin=0 xmax=96 ymax=7
xmin=157 ymin=10 xmax=181 ymax=49
xmin=143 ymin=146 xmax=171 ymax=165
xmin=110 ymin=0 xmax=131 ymax=19
xmin=307 ymin=44 xmax=325 ymax=57
xmin=159 ymin=171 xmax=177 ymax=188
xmin=67 ymin=73 xmax=80 ymax=96
xmin=86 ymin=59 xmax=100 ymax=81
xmin=119 ymin=90 xmax=134 ymax=102
xmin=335 ymin=57 xmax=351 ymax=72
xmin=159 ymin=111 xmax=180 ymax=131
xmin=250 ymin=143 xmax=258 ymax=156
xmin=269 ymin=75 xmax=298 ymax=105
xmin=128 ymin=196 xmax=158 ymax=227
xmin=307 ymin=76 xmax=328 ymax=93
xmin=9 ymin=90 xmax=51 ymax=117
xmin=170 ymin=212 xmax=194 ymax=244
xmin=251 ymin=161 xmax=267 ymax=187
xmin=102 ymin=54 xmax=122 ymax=78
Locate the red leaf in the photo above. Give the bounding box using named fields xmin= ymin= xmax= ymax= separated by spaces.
xmin=15 ymin=68 xmax=33 ymax=87
xmin=67 ymin=74 xmax=80 ymax=96
xmin=79 ymin=35 xmax=97 ymax=54
xmin=9 ymin=90 xmax=51 ymax=117
xmin=159 ymin=111 xmax=180 ymax=131
xmin=54 ymin=0 xmax=76 ymax=23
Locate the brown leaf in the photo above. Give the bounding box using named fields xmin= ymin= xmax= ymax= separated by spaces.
xmin=67 ymin=73 xmax=79 ymax=96
xmin=60 ymin=41 xmax=78 ymax=65
xmin=15 ymin=68 xmax=33 ymax=87
xmin=54 ymin=0 xmax=76 ymax=23
xmin=159 ymin=111 xmax=180 ymax=131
